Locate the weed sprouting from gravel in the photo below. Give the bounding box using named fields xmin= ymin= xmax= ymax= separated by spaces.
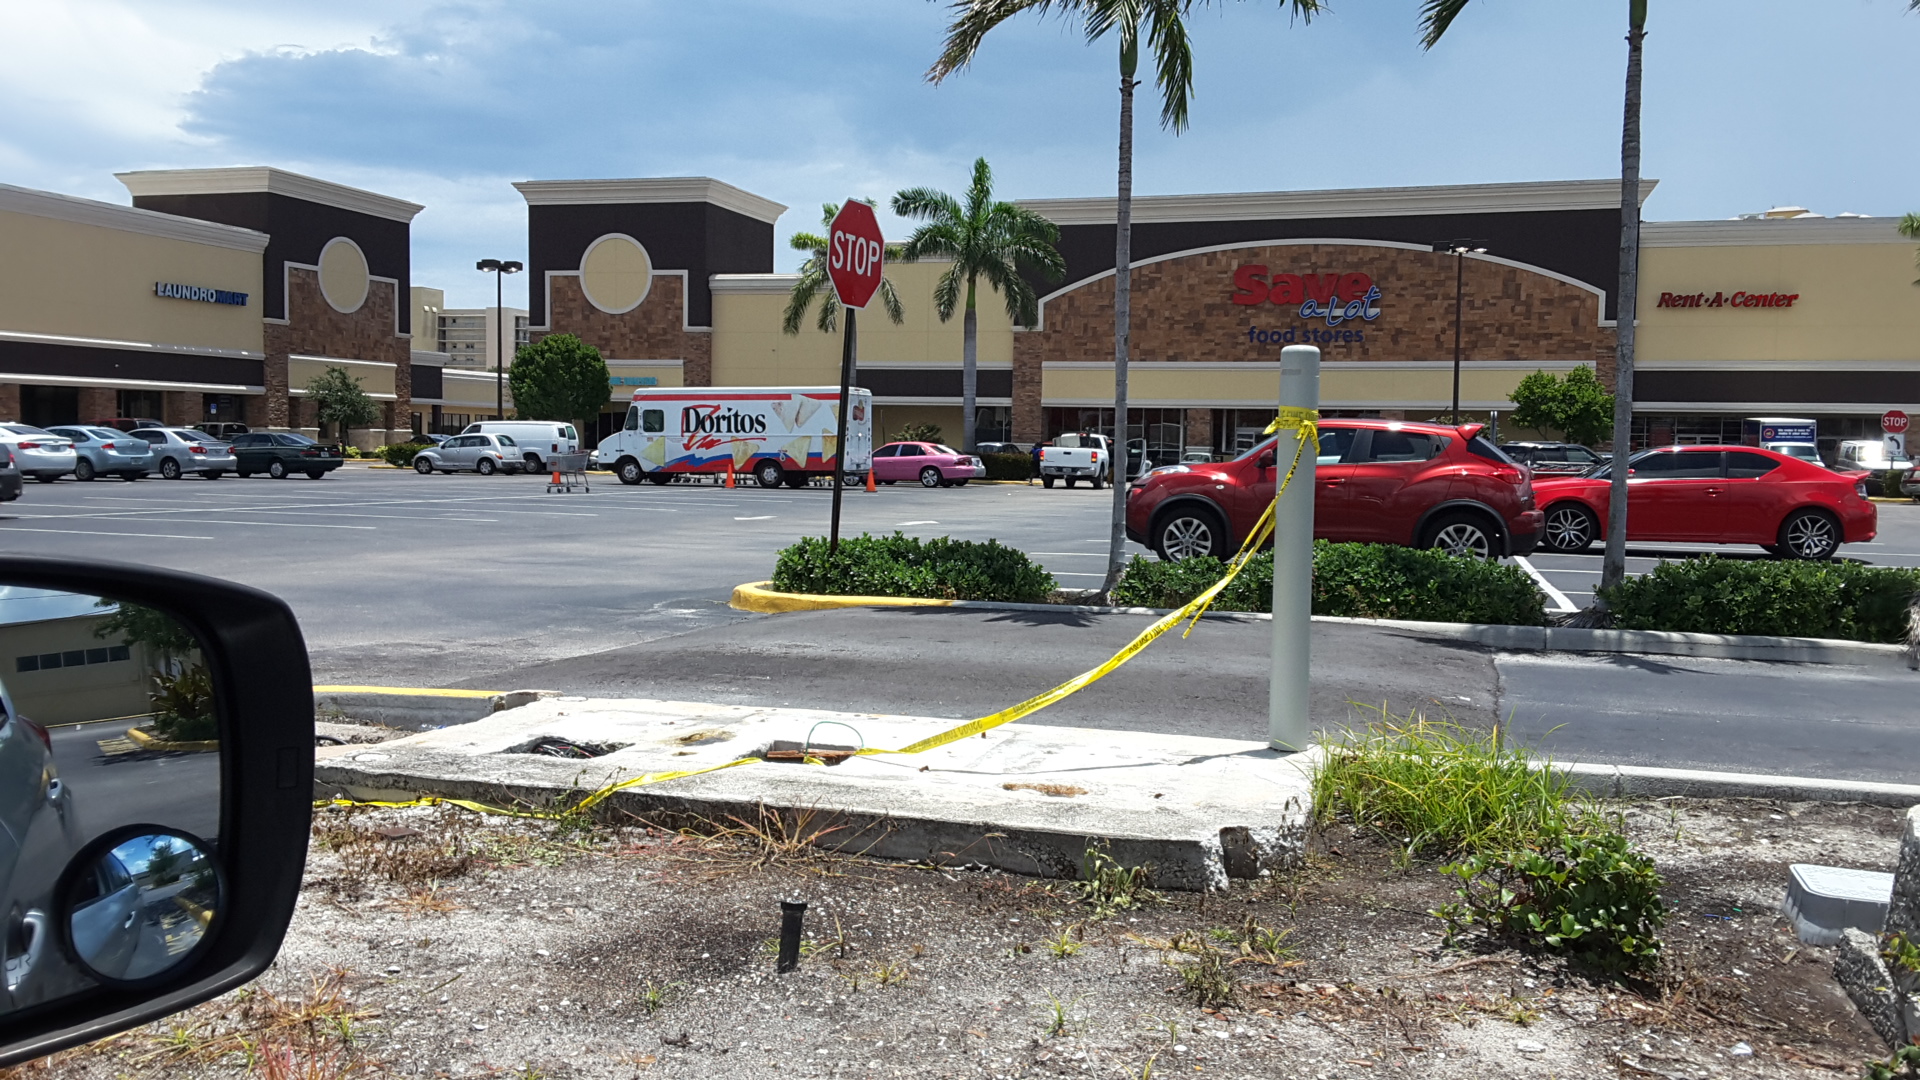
xmin=665 ymin=804 xmax=868 ymax=874
xmin=1045 ymin=925 xmax=1084 ymax=959
xmin=1040 ymin=992 xmax=1085 ymax=1037
xmin=637 ymin=981 xmax=679 ymax=1015
xmin=1078 ymin=846 xmax=1158 ymax=918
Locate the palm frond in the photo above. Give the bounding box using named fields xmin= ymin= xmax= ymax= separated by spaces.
xmin=1417 ymin=0 xmax=1472 ymax=50
xmin=980 ymin=257 xmax=1043 ymax=327
xmin=893 ymin=187 xmax=964 ymax=224
xmin=789 ymin=230 xmax=828 ymax=254
xmin=879 ymin=277 xmax=907 ymax=325
xmin=1144 ymin=0 xmax=1195 ymax=132
xmin=900 ymin=221 xmax=967 ymax=262
xmin=931 ymin=266 xmax=964 ymax=322
xmin=930 ymin=0 xmax=1063 ymax=82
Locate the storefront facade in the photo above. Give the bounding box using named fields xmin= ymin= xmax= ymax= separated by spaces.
xmin=0 ymin=168 xmax=423 ymax=445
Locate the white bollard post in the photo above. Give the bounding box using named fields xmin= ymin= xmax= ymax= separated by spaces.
xmin=1269 ymin=345 xmax=1320 ymax=752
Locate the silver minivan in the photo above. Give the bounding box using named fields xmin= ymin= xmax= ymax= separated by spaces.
xmin=459 ymin=422 xmax=580 ymax=474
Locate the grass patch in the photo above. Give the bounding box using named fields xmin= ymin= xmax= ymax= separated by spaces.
xmin=1311 ymin=711 xmax=1585 ymax=860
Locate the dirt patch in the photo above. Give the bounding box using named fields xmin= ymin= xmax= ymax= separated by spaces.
xmin=1003 ymin=783 xmax=1089 ymax=798
xmin=15 ymin=798 xmax=1904 ymax=1080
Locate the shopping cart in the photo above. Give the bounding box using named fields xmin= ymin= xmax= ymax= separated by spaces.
xmin=545 ymin=451 xmax=591 ymax=493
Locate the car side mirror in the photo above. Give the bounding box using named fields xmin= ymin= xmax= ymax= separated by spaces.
xmin=0 ymin=558 xmax=311 ymax=1066
xmin=1257 ymin=451 xmax=1275 ymax=470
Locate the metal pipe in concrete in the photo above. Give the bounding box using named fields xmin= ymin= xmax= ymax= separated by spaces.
xmin=1269 ymin=345 xmax=1320 ymax=752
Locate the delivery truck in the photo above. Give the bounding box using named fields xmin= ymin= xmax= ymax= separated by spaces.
xmin=594 ymin=386 xmax=873 ymax=487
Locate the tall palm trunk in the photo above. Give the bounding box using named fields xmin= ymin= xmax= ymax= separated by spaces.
xmin=963 ymin=278 xmax=979 ymax=453
xmin=1600 ymin=0 xmax=1646 ymax=599
xmin=1103 ymin=38 xmax=1138 ymax=595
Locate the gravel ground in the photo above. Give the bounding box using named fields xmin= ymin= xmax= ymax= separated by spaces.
xmin=7 ymin=797 xmax=1905 ymax=1080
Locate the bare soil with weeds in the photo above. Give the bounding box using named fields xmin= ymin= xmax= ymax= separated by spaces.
xmin=5 ymin=797 xmax=1905 ymax=1080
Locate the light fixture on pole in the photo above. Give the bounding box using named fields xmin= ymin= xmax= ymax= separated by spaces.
xmin=476 ymin=259 xmax=523 ymax=420
xmin=1431 ymin=240 xmax=1488 ymax=422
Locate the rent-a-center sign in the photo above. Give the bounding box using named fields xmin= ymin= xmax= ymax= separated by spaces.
xmin=1231 ymin=264 xmax=1382 ymax=346
xmin=1657 ymin=289 xmax=1799 ymax=309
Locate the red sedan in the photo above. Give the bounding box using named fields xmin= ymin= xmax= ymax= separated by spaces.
xmin=1531 ymin=445 xmax=1876 ymax=560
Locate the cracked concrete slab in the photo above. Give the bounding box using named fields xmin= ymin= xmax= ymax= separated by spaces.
xmin=313 ymin=697 xmax=1316 ymax=892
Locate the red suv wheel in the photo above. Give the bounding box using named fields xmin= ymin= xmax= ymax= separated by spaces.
xmin=1152 ymin=504 xmax=1228 ymax=561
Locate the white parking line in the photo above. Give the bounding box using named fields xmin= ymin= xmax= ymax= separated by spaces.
xmin=734 ymin=516 xmax=775 ymax=521
xmin=896 ymin=520 xmax=939 ymax=526
xmin=1513 ymin=556 xmax=1578 ymax=613
xmin=0 ymin=525 xmax=214 ymax=540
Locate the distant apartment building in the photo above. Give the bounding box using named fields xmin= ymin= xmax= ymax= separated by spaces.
xmin=437 ymin=307 xmax=529 ymax=369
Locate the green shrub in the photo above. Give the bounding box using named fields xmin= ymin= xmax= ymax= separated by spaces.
xmin=148 ymin=666 xmax=217 ymax=742
xmin=1312 ymin=715 xmax=1585 ymax=859
xmin=1434 ymin=825 xmax=1668 ymax=974
xmin=1600 ymin=556 xmax=1920 ymax=643
xmin=1881 ymin=468 xmax=1911 ymax=500
xmin=1110 ymin=542 xmax=1548 ymax=625
xmin=981 ymin=452 xmax=1033 ymax=481
xmin=771 ymin=533 xmax=1056 ymax=603
xmin=379 ymin=442 xmax=429 ymax=468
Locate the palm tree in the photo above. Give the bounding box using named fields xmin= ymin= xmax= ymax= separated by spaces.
xmin=892 ymin=157 xmax=1067 ymax=453
xmin=932 ymin=0 xmax=1324 ymax=594
xmin=1422 ymin=0 xmax=1647 ymax=605
xmin=783 ymin=200 xmax=907 ymax=338
xmin=1901 ymin=213 xmax=1920 ymax=283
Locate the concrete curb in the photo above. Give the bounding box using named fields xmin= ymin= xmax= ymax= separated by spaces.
xmin=312 ymin=686 xmax=560 ymax=731
xmin=1548 ymin=762 xmax=1920 ymax=807
xmin=733 ymin=582 xmax=1914 ymax=670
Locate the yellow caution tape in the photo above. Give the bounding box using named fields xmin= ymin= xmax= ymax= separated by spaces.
xmin=320 ymin=410 xmax=1316 ymax=820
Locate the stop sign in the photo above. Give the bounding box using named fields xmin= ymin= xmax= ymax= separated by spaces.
xmin=1883 ymin=410 xmax=1910 ymax=435
xmin=826 ymin=200 xmax=884 ymax=310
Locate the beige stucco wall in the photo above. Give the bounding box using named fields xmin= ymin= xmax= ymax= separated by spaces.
xmin=288 ymin=356 xmax=397 ymax=400
xmin=0 ymin=209 xmax=263 ymax=353
xmin=1040 ymin=362 xmax=1565 ymax=411
xmin=711 ymin=260 xmax=1017 ymax=387
xmin=1637 ymin=243 xmax=1920 ymax=362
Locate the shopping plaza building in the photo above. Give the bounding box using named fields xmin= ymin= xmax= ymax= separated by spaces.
xmin=3 ymin=166 xmax=1915 ymax=459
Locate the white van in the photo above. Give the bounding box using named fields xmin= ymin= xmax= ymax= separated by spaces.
xmin=594 ymin=386 xmax=873 ymax=487
xmin=458 ymin=421 xmax=581 ymax=473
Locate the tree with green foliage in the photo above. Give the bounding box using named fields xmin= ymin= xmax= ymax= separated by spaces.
xmin=782 ymin=201 xmax=908 ymax=336
xmin=1506 ymin=366 xmax=1614 ymax=446
xmin=931 ymin=0 xmax=1326 ymax=594
xmin=893 ymin=158 xmax=1066 ymax=453
xmin=94 ymin=600 xmax=214 ymax=742
xmin=1423 ymin=0 xmax=1647 ymax=599
xmin=889 ymin=421 xmax=945 ymax=445
xmin=508 ymin=333 xmax=612 ymax=431
xmin=1900 ymin=212 xmax=1920 ymax=283
xmin=305 ymin=365 xmax=380 ymax=443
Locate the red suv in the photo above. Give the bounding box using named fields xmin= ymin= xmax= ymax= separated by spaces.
xmin=1126 ymin=420 xmax=1543 ymax=561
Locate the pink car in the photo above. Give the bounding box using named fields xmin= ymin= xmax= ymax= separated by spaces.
xmin=870 ymin=442 xmax=985 ymax=488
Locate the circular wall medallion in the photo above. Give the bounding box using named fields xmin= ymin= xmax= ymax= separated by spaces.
xmin=317 ymin=237 xmax=370 ymax=314
xmin=579 ymin=234 xmax=652 ymax=315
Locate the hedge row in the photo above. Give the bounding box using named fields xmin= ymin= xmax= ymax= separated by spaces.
xmin=1109 ymin=543 xmax=1550 ymax=626
xmin=1600 ymin=557 xmax=1920 ymax=643
xmin=771 ymin=533 xmax=1056 ymax=603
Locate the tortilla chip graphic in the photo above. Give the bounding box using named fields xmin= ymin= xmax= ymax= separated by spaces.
xmin=640 ymin=439 xmax=668 ymax=466
xmin=770 ymin=399 xmax=796 ymax=427
xmin=793 ymin=397 xmax=822 ymax=431
xmin=822 ymin=436 xmax=837 ymax=464
xmin=781 ymin=436 xmax=811 ymax=466
xmin=730 ymin=440 xmax=758 ymax=470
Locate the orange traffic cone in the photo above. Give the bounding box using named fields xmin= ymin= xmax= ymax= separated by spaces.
xmin=865 ymin=469 xmax=876 ymax=493
xmin=725 ymin=462 xmax=735 ymax=488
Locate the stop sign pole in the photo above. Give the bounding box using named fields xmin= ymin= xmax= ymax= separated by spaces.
xmin=826 ymin=201 xmax=884 ymax=552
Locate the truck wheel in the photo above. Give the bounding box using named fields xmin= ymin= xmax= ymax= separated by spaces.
xmin=919 ymin=467 xmax=941 ymax=488
xmin=525 ymin=454 xmax=544 ymax=474
xmin=755 ymin=461 xmax=784 ymax=488
xmin=616 ymin=458 xmax=644 ymax=485
xmin=782 ymin=472 xmax=809 ymax=489
xmin=647 ymin=471 xmax=673 ymax=485
xmin=1154 ymin=506 xmax=1227 ymax=562
xmin=1042 ymin=477 xmax=1055 ymax=489
xmin=1090 ymin=475 xmax=1105 ymax=491
xmin=1064 ymin=478 xmax=1076 ymax=488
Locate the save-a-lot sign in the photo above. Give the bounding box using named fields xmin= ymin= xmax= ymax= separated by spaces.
xmin=1232 ymin=264 xmax=1383 ymax=346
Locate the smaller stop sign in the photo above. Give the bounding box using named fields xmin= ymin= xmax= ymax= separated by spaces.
xmin=827 ymin=200 xmax=884 ymax=310
xmin=1884 ymin=410 xmax=1910 ymax=435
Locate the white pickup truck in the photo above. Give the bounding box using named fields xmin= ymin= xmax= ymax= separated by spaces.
xmin=1039 ymin=433 xmax=1152 ymax=489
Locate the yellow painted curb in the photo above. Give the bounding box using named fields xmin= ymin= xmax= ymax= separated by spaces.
xmin=125 ymin=726 xmax=219 ymax=753
xmin=313 ymin=685 xmax=504 ymax=698
xmin=730 ymin=581 xmax=956 ymax=614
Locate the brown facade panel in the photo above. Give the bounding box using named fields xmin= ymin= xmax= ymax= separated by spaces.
xmin=545 ymin=274 xmax=711 ymax=387
xmin=269 ymin=267 xmax=411 ymax=432
xmin=1636 ymin=369 xmax=1920 ymax=405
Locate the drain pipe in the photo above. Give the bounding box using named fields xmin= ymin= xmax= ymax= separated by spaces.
xmin=776 ymin=899 xmax=808 ymax=973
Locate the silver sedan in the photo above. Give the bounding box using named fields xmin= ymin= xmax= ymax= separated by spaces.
xmin=45 ymin=427 xmax=153 ymax=481
xmin=0 ymin=425 xmax=77 ymax=484
xmin=411 ymin=433 xmax=525 ymax=475
xmin=127 ymin=428 xmax=236 ymax=480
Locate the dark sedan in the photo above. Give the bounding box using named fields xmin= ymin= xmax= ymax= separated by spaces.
xmin=228 ymin=432 xmax=344 ymax=479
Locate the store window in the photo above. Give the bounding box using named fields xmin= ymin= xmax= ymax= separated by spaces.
xmin=972 ymin=406 xmax=1012 ymax=445
xmin=1042 ymin=407 xmax=1185 ymax=465
xmin=117 ymin=390 xmax=162 ymax=420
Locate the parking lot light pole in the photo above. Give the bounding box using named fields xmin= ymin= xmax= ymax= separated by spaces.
xmin=476 ymin=259 xmax=523 ymax=420
xmin=1432 ymin=240 xmax=1487 ymax=421
xmin=1270 ymin=344 xmax=1319 ymax=753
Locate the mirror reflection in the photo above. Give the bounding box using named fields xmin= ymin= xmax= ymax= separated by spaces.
xmin=0 ymin=588 xmax=220 ymax=1014
xmin=66 ymin=832 xmax=219 ymax=983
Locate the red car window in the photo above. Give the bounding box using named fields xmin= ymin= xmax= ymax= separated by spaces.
xmin=1726 ymin=451 xmax=1780 ymax=479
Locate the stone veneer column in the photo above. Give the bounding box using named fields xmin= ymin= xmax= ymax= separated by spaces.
xmin=263 ymin=324 xmax=292 ymax=429
xmin=0 ymin=384 xmax=18 ymax=423
xmin=1183 ymin=408 xmax=1213 ymax=450
xmin=77 ymin=387 xmax=115 ymax=423
xmin=162 ymin=392 xmax=198 ymax=426
xmin=1011 ymin=338 xmax=1044 ymax=444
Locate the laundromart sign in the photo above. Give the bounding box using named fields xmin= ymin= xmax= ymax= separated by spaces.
xmin=154 ymin=281 xmax=249 ymax=306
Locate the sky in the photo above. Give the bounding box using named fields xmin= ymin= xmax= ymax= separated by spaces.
xmin=3 ymin=0 xmax=1917 ymax=309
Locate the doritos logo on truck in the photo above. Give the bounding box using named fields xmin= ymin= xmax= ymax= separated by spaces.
xmin=682 ymin=407 xmax=769 ymax=435
xmin=595 ymin=386 xmax=873 ymax=488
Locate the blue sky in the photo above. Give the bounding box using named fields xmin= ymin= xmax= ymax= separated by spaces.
xmin=4 ymin=1 xmax=1917 ymax=308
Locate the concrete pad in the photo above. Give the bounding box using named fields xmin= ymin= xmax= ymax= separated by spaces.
xmin=312 ymin=697 xmax=1316 ymax=892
